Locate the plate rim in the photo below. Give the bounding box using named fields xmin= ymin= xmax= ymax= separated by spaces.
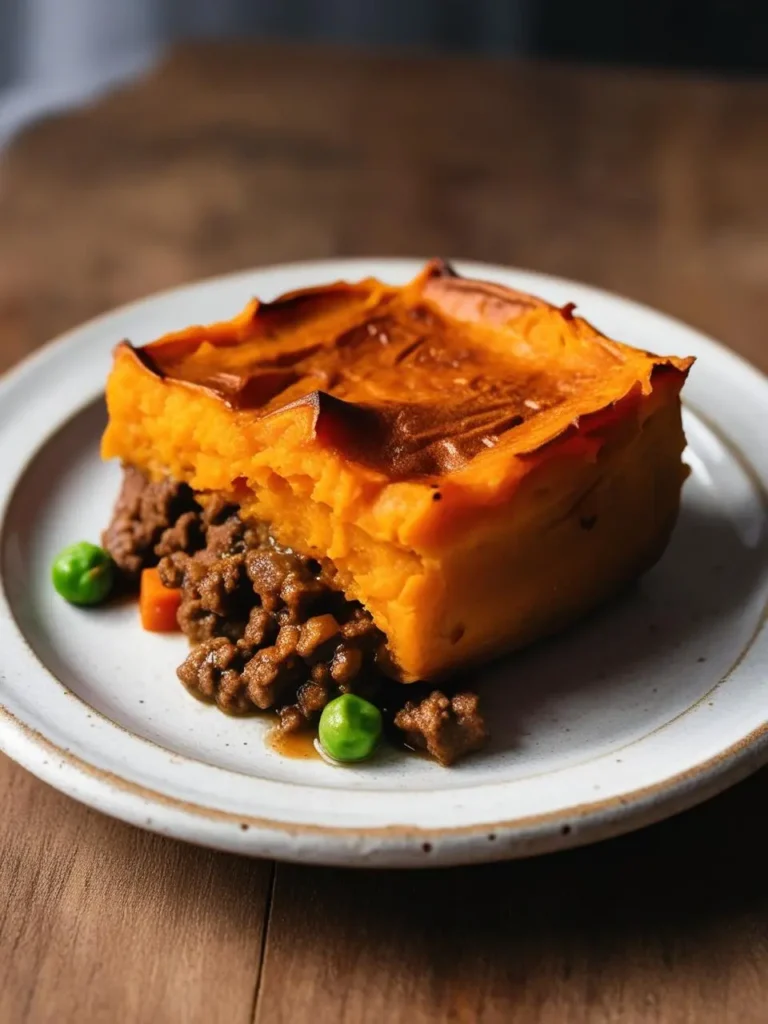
xmin=1 ymin=256 xmax=767 ymax=867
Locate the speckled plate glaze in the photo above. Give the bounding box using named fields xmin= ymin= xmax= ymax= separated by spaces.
xmin=1 ymin=259 xmax=767 ymax=868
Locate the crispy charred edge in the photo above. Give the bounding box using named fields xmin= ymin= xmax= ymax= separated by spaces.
xmin=515 ymin=361 xmax=693 ymax=465
xmin=119 ymin=340 xmax=303 ymax=410
xmin=123 ymin=339 xmax=164 ymax=378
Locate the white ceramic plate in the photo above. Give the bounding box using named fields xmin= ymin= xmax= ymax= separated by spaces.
xmin=1 ymin=258 xmax=767 ymax=868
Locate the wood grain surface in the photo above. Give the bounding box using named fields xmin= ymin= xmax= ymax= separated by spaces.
xmin=0 ymin=43 xmax=767 ymax=1024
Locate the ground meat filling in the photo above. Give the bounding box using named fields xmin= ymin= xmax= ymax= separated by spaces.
xmin=394 ymin=691 xmax=487 ymax=766
xmin=104 ymin=467 xmax=487 ymax=764
xmin=102 ymin=466 xmax=201 ymax=579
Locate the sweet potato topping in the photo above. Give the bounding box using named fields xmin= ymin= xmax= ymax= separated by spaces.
xmin=103 ymin=260 xmax=693 ymax=682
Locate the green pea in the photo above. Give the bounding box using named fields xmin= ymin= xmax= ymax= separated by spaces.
xmin=52 ymin=541 xmax=115 ymax=606
xmin=318 ymin=693 xmax=382 ymax=763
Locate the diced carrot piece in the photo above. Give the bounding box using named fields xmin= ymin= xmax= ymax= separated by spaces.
xmin=139 ymin=567 xmax=181 ymax=632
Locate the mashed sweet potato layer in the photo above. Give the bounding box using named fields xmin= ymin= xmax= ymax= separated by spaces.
xmin=102 ymin=261 xmax=693 ymax=681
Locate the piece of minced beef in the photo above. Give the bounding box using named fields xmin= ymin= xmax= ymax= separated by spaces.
xmin=394 ymin=691 xmax=487 ymax=766
xmin=102 ymin=466 xmax=201 ymax=579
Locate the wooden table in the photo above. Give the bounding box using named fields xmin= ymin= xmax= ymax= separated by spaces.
xmin=1 ymin=43 xmax=767 ymax=1023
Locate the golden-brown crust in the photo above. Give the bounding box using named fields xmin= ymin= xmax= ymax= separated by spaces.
xmin=113 ymin=261 xmax=693 ymax=482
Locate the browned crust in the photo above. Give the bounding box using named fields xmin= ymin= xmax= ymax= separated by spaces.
xmin=112 ymin=262 xmax=694 ymax=481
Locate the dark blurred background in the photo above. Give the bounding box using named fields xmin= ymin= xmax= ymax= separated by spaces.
xmin=1 ymin=0 xmax=766 ymax=147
